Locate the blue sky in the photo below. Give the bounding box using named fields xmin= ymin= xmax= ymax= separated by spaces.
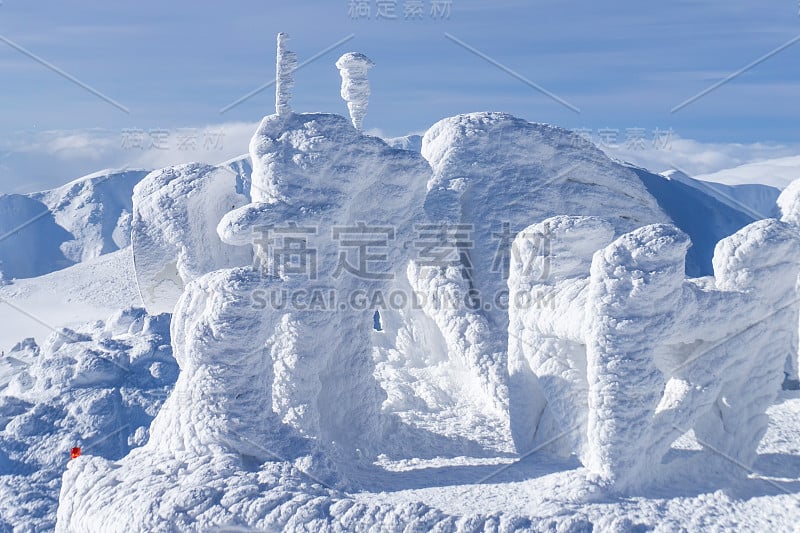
xmin=1 ymin=0 xmax=799 ymax=191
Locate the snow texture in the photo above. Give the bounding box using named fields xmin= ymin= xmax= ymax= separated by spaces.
xmin=34 ymin=169 xmax=152 ymax=264
xmin=409 ymin=112 xmax=670 ymax=434
xmin=218 ymin=111 xmax=430 ymax=458
xmin=779 ymin=179 xmax=800 ymax=380
xmin=336 ymin=52 xmax=374 ymax=131
xmin=275 ymin=33 xmax=297 ymax=117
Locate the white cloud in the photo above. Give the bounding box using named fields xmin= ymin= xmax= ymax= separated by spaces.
xmin=1 ymin=122 xmax=259 ymax=193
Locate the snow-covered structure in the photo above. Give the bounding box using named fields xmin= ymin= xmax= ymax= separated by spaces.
xmin=335 ymin=52 xmax=374 ymax=130
xmin=217 ymin=111 xmax=430 ymax=459
xmin=509 ymin=214 xmax=800 ymax=490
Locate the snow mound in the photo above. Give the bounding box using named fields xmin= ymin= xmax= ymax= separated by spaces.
xmin=0 ymin=308 xmax=175 ymax=531
xmin=131 ymin=163 xmax=252 ymax=314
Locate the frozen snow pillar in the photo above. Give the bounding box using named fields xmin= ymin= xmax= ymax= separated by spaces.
xmin=336 ymin=52 xmax=374 ymax=130
xmin=276 ymin=32 xmax=297 ymax=116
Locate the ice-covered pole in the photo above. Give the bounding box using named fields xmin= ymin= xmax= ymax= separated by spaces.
xmin=275 ymin=33 xmax=297 ymax=116
xmin=335 ymin=52 xmax=375 ymax=130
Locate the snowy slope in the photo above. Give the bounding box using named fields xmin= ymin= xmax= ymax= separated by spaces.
xmin=384 ymin=134 xmax=422 ymax=153
xmin=0 ymin=248 xmax=142 ymax=354
xmin=662 ymin=169 xmax=780 ymax=219
xmin=0 ymin=309 xmax=175 ymax=532
xmin=0 ymin=194 xmax=74 ymax=280
xmin=32 ymin=169 xmax=151 ymax=264
xmin=630 ymin=166 xmax=759 ymax=275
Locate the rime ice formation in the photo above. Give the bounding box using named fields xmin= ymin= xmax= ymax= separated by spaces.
xmin=509 ymin=213 xmax=800 ymax=490
xmin=335 ymin=52 xmax=374 ymax=130
xmin=412 ymin=113 xmax=668 ymax=426
xmin=50 ymin=66 xmax=800 ymax=527
xmin=131 ymin=163 xmax=252 ymax=314
xmin=275 ymin=33 xmax=297 ymax=116
xmin=57 ymin=111 xmax=435 ymax=531
xmin=218 ymin=111 xmax=429 ymax=457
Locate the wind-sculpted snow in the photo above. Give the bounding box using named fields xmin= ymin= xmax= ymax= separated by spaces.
xmin=410 ymin=112 xmax=670 ymax=420
xmin=336 ymin=52 xmax=374 ymax=130
xmin=131 ymin=162 xmax=252 ymax=314
xmin=54 ymin=269 xmax=536 ymax=532
xmin=219 ymin=111 xmax=430 ymax=457
xmin=509 ymin=213 xmax=800 ymax=491
xmin=53 ymin=104 xmax=800 ymax=530
xmin=0 ymin=308 xmax=175 ymax=531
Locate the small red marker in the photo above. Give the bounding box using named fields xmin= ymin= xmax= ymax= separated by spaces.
xmin=70 ymin=447 xmax=81 ymax=460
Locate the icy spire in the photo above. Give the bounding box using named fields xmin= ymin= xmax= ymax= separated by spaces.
xmin=275 ymin=32 xmax=297 ymax=116
xmin=335 ymin=52 xmax=374 ymax=130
